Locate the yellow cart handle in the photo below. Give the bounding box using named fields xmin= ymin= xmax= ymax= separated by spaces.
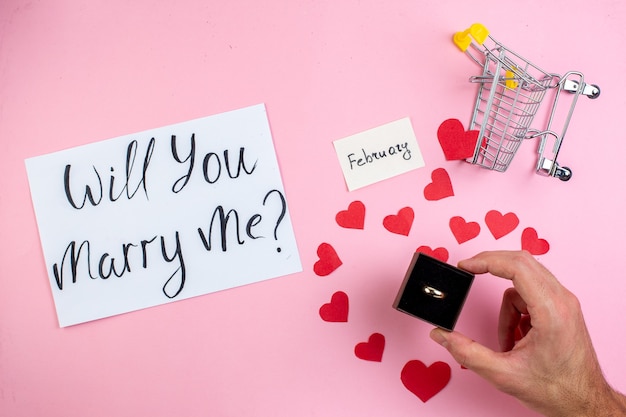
xmin=453 ymin=23 xmax=489 ymax=51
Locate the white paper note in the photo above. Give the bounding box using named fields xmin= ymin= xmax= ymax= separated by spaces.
xmin=333 ymin=117 xmax=425 ymax=191
xmin=26 ymin=104 xmax=302 ymax=327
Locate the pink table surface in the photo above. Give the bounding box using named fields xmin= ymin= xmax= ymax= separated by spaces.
xmin=1 ymin=1 xmax=625 ymax=416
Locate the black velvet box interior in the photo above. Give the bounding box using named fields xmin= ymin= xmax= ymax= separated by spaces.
xmin=393 ymin=252 xmax=475 ymax=331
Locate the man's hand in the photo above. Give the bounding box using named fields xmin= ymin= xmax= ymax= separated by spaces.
xmin=429 ymin=251 xmax=626 ymax=417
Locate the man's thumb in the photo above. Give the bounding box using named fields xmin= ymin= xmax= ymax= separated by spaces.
xmin=430 ymin=328 xmax=503 ymax=377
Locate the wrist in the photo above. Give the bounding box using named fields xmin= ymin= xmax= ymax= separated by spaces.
xmin=565 ymin=383 xmax=626 ymax=417
xmin=607 ymin=388 xmax=626 ymax=416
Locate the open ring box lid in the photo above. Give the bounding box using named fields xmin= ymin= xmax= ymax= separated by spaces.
xmin=393 ymin=252 xmax=475 ymax=331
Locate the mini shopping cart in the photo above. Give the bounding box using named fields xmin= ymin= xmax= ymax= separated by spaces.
xmin=453 ymin=23 xmax=600 ymax=181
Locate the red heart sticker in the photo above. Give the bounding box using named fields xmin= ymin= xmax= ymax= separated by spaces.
xmin=336 ymin=201 xmax=365 ymax=229
xmin=313 ymin=243 xmax=342 ymax=276
xmin=485 ymin=210 xmax=520 ymax=240
xmin=401 ymin=360 xmax=451 ymax=402
xmin=449 ymin=216 xmax=481 ymax=244
xmin=415 ymin=246 xmax=449 ymax=263
xmin=521 ymin=227 xmax=550 ymax=255
xmin=437 ymin=118 xmax=480 ymax=160
xmin=319 ymin=291 xmax=349 ymax=322
xmin=424 ymin=168 xmax=454 ymax=201
xmin=354 ymin=333 xmax=385 ymax=362
xmin=383 ymin=207 xmax=414 ymax=236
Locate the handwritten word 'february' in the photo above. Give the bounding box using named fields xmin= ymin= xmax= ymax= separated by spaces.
xmin=347 ymin=142 xmax=412 ymax=169
xmin=333 ymin=117 xmax=425 ymax=191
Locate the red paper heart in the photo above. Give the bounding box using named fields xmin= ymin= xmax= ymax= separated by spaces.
xmin=485 ymin=210 xmax=520 ymax=239
xmin=521 ymin=227 xmax=550 ymax=255
xmin=449 ymin=216 xmax=481 ymax=244
xmin=319 ymin=291 xmax=349 ymax=322
xmin=437 ymin=119 xmax=480 ymax=160
xmin=313 ymin=243 xmax=342 ymax=276
xmin=415 ymin=246 xmax=449 ymax=262
xmin=354 ymin=333 xmax=385 ymax=362
xmin=383 ymin=207 xmax=414 ymax=236
xmin=401 ymin=360 xmax=451 ymax=402
xmin=336 ymin=201 xmax=365 ymax=229
xmin=424 ymin=168 xmax=454 ymax=201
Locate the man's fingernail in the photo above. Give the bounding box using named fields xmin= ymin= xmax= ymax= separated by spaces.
xmin=430 ymin=328 xmax=449 ymax=347
xmin=457 ymin=258 xmax=473 ymax=269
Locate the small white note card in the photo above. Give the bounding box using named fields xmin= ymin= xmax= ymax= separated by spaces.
xmin=333 ymin=117 xmax=424 ymax=191
xmin=333 ymin=118 xmax=425 ymax=191
xmin=25 ymin=103 xmax=302 ymax=327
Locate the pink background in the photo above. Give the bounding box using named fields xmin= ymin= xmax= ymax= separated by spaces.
xmin=1 ymin=1 xmax=625 ymax=416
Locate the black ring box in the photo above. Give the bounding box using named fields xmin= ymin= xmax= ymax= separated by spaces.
xmin=393 ymin=252 xmax=475 ymax=331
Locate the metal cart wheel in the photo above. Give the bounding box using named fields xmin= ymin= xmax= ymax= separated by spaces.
xmin=557 ymin=166 xmax=572 ymax=181
xmin=588 ymin=84 xmax=601 ymax=99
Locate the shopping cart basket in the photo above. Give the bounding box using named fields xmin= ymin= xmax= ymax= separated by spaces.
xmin=453 ymin=23 xmax=599 ymax=181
